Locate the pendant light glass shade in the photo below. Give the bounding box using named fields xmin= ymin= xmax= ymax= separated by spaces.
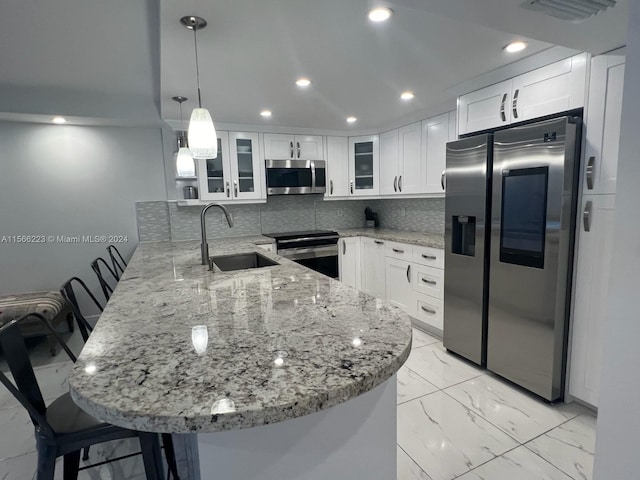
xmin=176 ymin=146 xmax=195 ymax=177
xmin=188 ymin=107 xmax=218 ymax=159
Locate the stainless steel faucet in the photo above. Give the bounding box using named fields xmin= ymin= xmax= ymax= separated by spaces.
xmin=200 ymin=203 xmax=234 ymax=266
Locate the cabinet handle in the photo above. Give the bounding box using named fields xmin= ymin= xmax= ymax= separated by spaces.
xmin=421 ymin=306 xmax=437 ymax=315
xmin=422 ymin=254 xmax=437 ymax=260
xmin=583 ymin=200 xmax=592 ymax=232
xmin=330 ymin=180 xmax=334 ymax=195
xmin=512 ymin=89 xmax=519 ymax=119
xmin=406 ymin=264 xmax=411 ymax=283
xmin=290 ymin=141 xmax=294 ymax=159
xmin=393 ymin=248 xmax=405 ymax=254
xmin=500 ymin=93 xmax=508 ymax=122
xmin=586 ymin=156 xmax=595 ymax=190
xmin=441 ymin=171 xmax=446 ymax=190
xmin=343 ymin=240 xmax=346 ymax=254
xmin=374 ymin=240 xmax=384 ymax=245
xmin=234 ymin=181 xmax=238 ymax=197
xmin=398 ymin=176 xmax=402 ymax=192
xmin=297 ymin=142 xmax=301 ymax=158
xmin=393 ymin=176 xmax=398 ymax=192
xmin=350 ymin=180 xmax=354 ymax=194
xmin=421 ymin=278 xmax=437 ymax=285
xmin=226 ymin=182 xmax=230 ymax=198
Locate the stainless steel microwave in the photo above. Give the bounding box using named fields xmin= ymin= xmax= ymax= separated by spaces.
xmin=265 ymin=159 xmax=326 ymax=195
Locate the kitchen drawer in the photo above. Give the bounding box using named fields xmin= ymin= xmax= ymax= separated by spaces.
xmin=412 ymin=245 xmax=444 ymax=269
xmin=385 ymin=241 xmax=412 ymax=260
xmin=414 ymin=294 xmax=443 ymax=331
xmin=412 ymin=264 xmax=444 ymax=299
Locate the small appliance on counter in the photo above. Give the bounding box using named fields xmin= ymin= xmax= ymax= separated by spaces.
xmin=364 ymin=207 xmax=379 ymax=228
xmin=183 ymin=186 xmax=198 ymax=199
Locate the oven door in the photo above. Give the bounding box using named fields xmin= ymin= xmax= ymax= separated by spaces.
xmin=278 ymin=244 xmax=339 ymax=278
xmin=266 ymin=160 xmax=326 ymax=195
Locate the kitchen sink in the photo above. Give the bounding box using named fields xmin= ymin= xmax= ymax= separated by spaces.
xmin=210 ymin=252 xmax=279 ymax=271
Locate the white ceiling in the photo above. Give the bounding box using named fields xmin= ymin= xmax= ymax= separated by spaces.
xmin=160 ymin=0 xmax=556 ymax=130
xmin=0 ymin=0 xmax=629 ymax=129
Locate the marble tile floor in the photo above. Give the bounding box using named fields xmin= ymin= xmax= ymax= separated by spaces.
xmin=398 ymin=328 xmax=597 ymax=480
xmin=0 ymin=328 xmax=597 ymax=480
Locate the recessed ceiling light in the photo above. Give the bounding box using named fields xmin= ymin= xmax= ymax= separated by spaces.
xmin=346 ymin=116 xmax=357 ymax=124
xmin=368 ymin=7 xmax=393 ymax=22
xmin=296 ymin=77 xmax=311 ymax=87
xmin=503 ymin=41 xmax=528 ymax=53
xmin=260 ymin=110 xmax=272 ymax=118
xmin=400 ymin=91 xmax=415 ymax=101
xmin=52 ymin=116 xmax=66 ymax=124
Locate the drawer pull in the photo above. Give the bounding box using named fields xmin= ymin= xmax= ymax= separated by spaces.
xmin=392 ymin=248 xmax=405 ymax=254
xmin=421 ymin=306 xmax=437 ymax=315
xmin=421 ymin=278 xmax=437 ymax=285
xmin=374 ymin=240 xmax=384 ymax=245
xmin=421 ymin=254 xmax=437 ymax=260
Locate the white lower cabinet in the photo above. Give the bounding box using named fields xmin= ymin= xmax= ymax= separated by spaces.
xmin=361 ymin=237 xmax=386 ymax=299
xmin=338 ymin=236 xmax=445 ymax=333
xmin=569 ymin=194 xmax=616 ymax=407
xmin=385 ymin=258 xmax=414 ymax=315
xmin=339 ymin=237 xmax=361 ymax=290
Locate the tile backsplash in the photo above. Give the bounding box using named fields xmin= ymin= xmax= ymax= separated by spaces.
xmin=136 ymin=196 xmax=444 ymax=242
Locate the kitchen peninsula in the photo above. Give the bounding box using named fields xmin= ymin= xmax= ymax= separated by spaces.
xmin=68 ymin=236 xmax=412 ymax=479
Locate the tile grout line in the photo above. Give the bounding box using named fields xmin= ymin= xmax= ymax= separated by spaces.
xmin=397 ymin=442 xmax=433 ymax=480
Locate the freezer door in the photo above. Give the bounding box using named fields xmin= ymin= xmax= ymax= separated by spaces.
xmin=488 ymin=116 xmax=580 ymax=401
xmin=443 ymin=135 xmax=491 ymax=366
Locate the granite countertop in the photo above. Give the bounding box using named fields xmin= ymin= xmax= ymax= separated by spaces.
xmin=337 ymin=228 xmax=444 ymax=249
xmin=68 ymin=235 xmax=412 ymax=434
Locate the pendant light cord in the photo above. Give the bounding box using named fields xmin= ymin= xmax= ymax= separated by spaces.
xmin=178 ymin=101 xmax=185 ymax=137
xmin=193 ymin=27 xmax=203 ymax=108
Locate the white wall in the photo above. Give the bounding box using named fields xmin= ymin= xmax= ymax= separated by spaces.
xmin=0 ymin=122 xmax=167 ymax=313
xmin=593 ymin=1 xmax=640 ymax=478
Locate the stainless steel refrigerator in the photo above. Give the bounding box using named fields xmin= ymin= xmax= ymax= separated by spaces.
xmin=443 ymin=116 xmax=582 ymax=402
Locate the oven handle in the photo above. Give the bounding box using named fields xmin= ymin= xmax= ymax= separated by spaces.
xmin=277 ymin=235 xmax=339 ymax=244
xmin=278 ymin=245 xmax=339 ymax=260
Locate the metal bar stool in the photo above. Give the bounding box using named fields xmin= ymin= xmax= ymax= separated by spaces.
xmin=59 ymin=277 xmax=102 ymax=343
xmin=106 ymin=245 xmax=127 ymax=279
xmin=0 ymin=313 xmax=166 ymax=480
xmin=90 ymin=258 xmax=118 ymax=302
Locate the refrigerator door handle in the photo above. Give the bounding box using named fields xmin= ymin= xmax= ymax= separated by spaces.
xmin=586 ymin=156 xmax=595 ymax=190
xmin=583 ymin=200 xmax=593 ymax=232
xmin=512 ymin=89 xmax=519 ymax=119
xmin=500 ymin=93 xmax=508 ymax=122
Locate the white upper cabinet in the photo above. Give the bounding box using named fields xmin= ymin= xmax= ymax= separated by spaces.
xmin=325 ymin=136 xmax=350 ymax=198
xmin=398 ymin=122 xmax=422 ymax=194
xmin=263 ymin=134 xmax=323 ymax=160
xmin=583 ymin=54 xmax=625 ymax=195
xmin=379 ymin=129 xmax=399 ymax=195
xmin=458 ymin=79 xmax=512 ymax=135
xmin=228 ymin=132 xmax=263 ymax=200
xmin=198 ymin=131 xmax=232 ymax=201
xmin=458 ymin=53 xmax=588 ymax=135
xmin=348 ymin=135 xmax=380 ymax=196
xmin=511 ymin=53 xmax=588 ymax=122
xmin=422 ymin=113 xmax=450 ymax=194
xmin=199 ymin=131 xmax=265 ymax=202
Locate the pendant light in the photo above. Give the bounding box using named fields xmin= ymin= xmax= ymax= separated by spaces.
xmin=172 ymin=96 xmax=196 ymax=177
xmin=181 ymin=16 xmax=217 ymax=159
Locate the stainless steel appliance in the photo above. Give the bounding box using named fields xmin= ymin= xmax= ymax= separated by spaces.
xmin=263 ymin=230 xmax=339 ymax=278
xmin=444 ymin=116 xmax=582 ymax=401
xmin=265 ymin=159 xmax=327 ymax=195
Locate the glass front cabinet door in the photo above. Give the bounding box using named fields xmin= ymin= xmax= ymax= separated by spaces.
xmin=229 ymin=132 xmax=263 ymax=200
xmin=197 ymin=131 xmax=264 ymax=201
xmin=348 ymin=135 xmax=380 ymax=196
xmin=198 ymin=132 xmax=231 ymax=201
